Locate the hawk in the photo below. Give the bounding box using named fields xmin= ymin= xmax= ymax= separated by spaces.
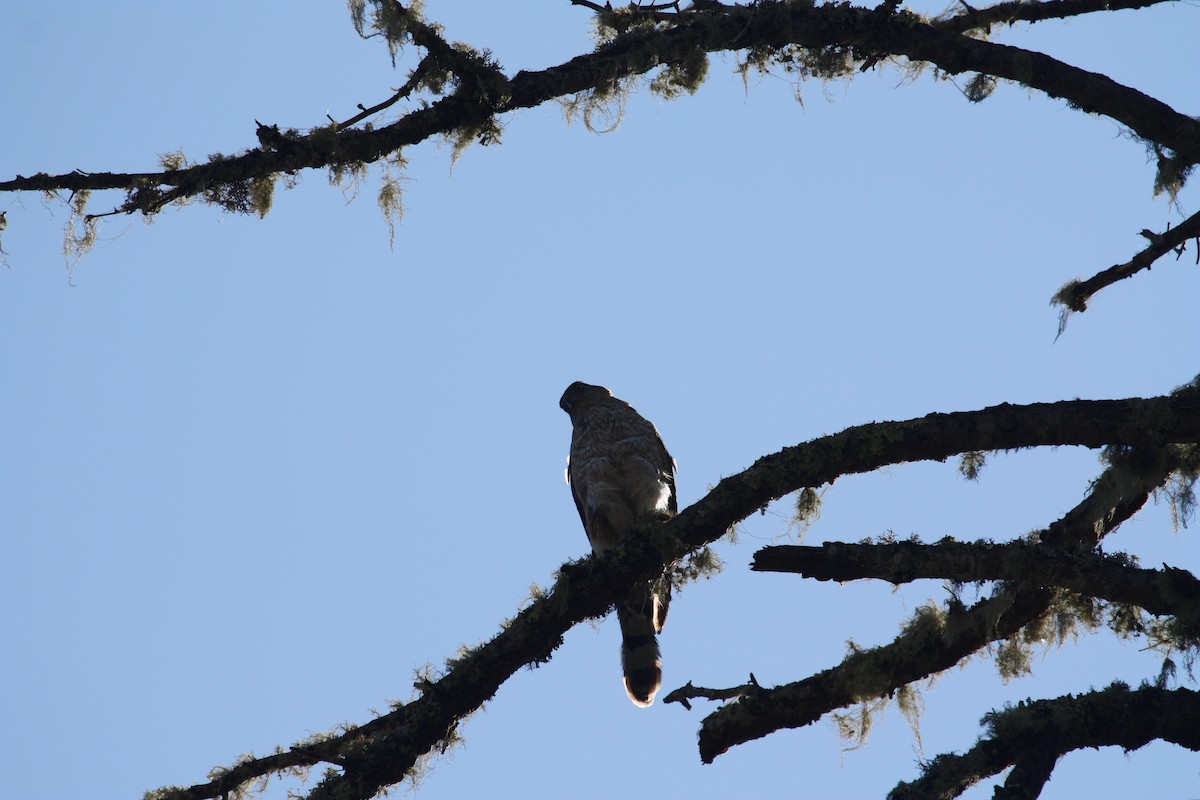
xmin=559 ymin=381 xmax=676 ymax=707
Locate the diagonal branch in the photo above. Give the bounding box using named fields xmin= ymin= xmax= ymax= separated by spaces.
xmin=4 ymin=2 xmax=1198 ymax=220
xmin=888 ymin=683 xmax=1200 ymax=800
xmin=156 ymin=393 xmax=1200 ymax=800
xmin=1053 ymin=209 xmax=1200 ymax=315
xmin=933 ymin=0 xmax=1173 ymax=35
xmin=673 ymin=392 xmax=1200 ymax=556
xmin=687 ymin=438 xmax=1189 ymax=763
xmin=666 ymin=586 xmax=1060 ymax=721
xmin=385 ymin=1 xmax=511 ymax=104
xmin=332 ymin=57 xmax=436 ymax=130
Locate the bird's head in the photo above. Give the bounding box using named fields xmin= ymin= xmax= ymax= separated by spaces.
xmin=559 ymin=381 xmax=612 ymax=416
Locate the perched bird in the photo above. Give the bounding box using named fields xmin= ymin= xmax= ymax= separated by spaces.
xmin=559 ymin=381 xmax=677 ymax=706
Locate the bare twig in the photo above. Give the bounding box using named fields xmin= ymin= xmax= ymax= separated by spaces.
xmin=663 ymin=675 xmax=762 ymax=710
xmin=335 ymin=57 xmax=435 ymax=130
xmin=1053 ymin=208 xmax=1200 ymax=316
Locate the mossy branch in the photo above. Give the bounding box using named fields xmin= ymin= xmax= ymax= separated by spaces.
xmin=1052 ymin=208 xmax=1200 ymax=324
xmin=888 ymin=683 xmax=1200 ymax=800
xmin=690 ymin=435 xmax=1183 ymax=764
xmin=147 ymin=391 xmax=1200 ymax=799
xmin=753 ymin=539 xmax=1200 ymax=638
xmin=4 ymin=1 xmax=1198 ymax=220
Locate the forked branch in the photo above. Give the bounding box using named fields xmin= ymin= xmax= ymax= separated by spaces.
xmin=4 ymin=1 xmax=1198 ymax=223
xmin=690 ymin=440 xmax=1184 ymax=763
xmin=155 ymin=394 xmax=1199 ymax=799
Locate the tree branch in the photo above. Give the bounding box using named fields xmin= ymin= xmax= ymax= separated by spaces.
xmin=663 ymin=675 xmax=764 ymax=710
xmin=5 ymin=1 xmax=1197 ymax=220
xmin=934 ymin=0 xmax=1173 ymax=35
xmin=996 ymin=746 xmax=1057 ymax=800
xmin=1053 ymin=209 xmax=1200 ymax=316
xmin=689 ymin=586 xmax=1059 ymax=763
xmin=888 ymin=683 xmax=1200 ymax=800
xmin=752 ymin=538 xmax=1200 ymax=636
xmin=689 ymin=437 xmax=1187 ymax=763
xmin=675 ymin=393 xmax=1200 ymax=558
xmin=332 ymin=57 xmax=435 ymax=130
xmin=155 ymin=393 xmax=1200 ymax=799
xmin=385 ymin=1 xmax=511 ymax=105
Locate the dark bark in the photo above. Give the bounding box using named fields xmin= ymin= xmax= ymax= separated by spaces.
xmin=689 ymin=435 xmax=1188 ymax=763
xmin=156 ymin=395 xmax=1199 ymax=799
xmin=1054 ymin=209 xmax=1200 ymax=314
xmin=934 ymin=0 xmax=1172 ymax=35
xmin=888 ymin=684 xmax=1200 ymax=800
xmin=752 ymin=538 xmax=1200 ymax=637
xmin=4 ymin=1 xmax=1197 ymax=215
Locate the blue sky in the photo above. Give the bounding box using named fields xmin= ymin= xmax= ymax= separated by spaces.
xmin=2 ymin=2 xmax=1198 ymax=798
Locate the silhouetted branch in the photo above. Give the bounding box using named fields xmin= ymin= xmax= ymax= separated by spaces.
xmin=388 ymin=1 xmax=511 ymax=105
xmin=333 ymin=57 xmax=436 ymax=130
xmin=154 ymin=394 xmax=1199 ymax=799
xmin=674 ymin=394 xmax=1200 ymax=558
xmin=662 ymin=675 xmax=763 ymax=710
xmin=5 ymin=1 xmax=1198 ymax=222
xmin=691 ymin=587 xmax=1060 ymax=763
xmin=888 ymin=683 xmax=1200 ymax=800
xmin=996 ymin=747 xmax=1057 ymax=800
xmin=934 ymin=0 xmax=1171 ymax=35
xmin=691 ymin=437 xmax=1185 ymax=763
xmin=752 ymin=538 xmax=1200 ymax=636
xmin=1053 ymin=209 xmax=1200 ymax=317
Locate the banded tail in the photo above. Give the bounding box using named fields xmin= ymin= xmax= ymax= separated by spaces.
xmin=617 ymin=581 xmax=670 ymax=707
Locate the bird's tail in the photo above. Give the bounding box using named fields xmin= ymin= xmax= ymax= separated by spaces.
xmin=617 ymin=582 xmax=667 ymax=707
